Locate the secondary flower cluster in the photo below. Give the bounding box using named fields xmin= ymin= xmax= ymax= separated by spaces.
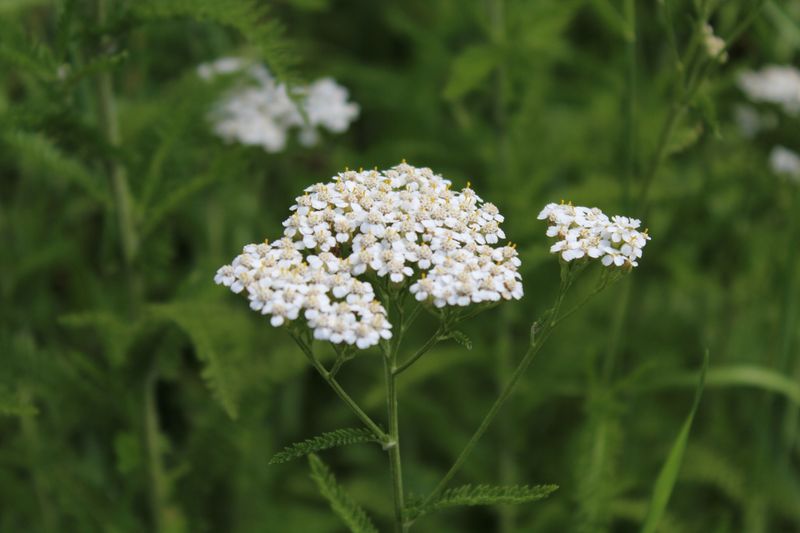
xmin=770 ymin=146 xmax=800 ymax=181
xmin=215 ymin=163 xmax=523 ymax=348
xmin=738 ymin=65 xmax=800 ymax=116
xmin=198 ymin=57 xmax=359 ymax=152
xmin=538 ymin=203 xmax=649 ymax=268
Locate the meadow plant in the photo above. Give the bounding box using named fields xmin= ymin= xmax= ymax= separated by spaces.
xmin=5 ymin=1 xmax=799 ymax=532
xmin=215 ymin=164 xmax=648 ymax=531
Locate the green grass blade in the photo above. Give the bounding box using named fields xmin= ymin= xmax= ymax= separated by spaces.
xmin=640 ymin=350 xmax=709 ymax=533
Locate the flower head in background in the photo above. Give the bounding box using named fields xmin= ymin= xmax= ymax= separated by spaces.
xmin=702 ymin=24 xmax=727 ymax=63
xmin=198 ymin=57 xmax=359 ymax=152
xmin=215 ymin=163 xmax=523 ymax=348
xmin=769 ymin=146 xmax=800 ymax=181
xmin=738 ymin=65 xmax=800 ymax=115
xmin=538 ymin=202 xmax=650 ymax=268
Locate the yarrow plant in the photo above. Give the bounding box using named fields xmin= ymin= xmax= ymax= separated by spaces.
xmin=199 ymin=57 xmax=359 ymax=152
xmin=215 ymin=163 xmax=648 ymax=532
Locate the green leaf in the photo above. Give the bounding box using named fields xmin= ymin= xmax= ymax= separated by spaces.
xmin=640 ymin=350 xmax=709 ymax=533
xmin=141 ymin=152 xmax=235 ymax=236
xmin=4 ymin=131 xmax=111 ymax=206
xmin=448 ymin=330 xmax=473 ymax=350
xmin=269 ymin=428 xmax=381 ymax=465
xmin=59 ymin=311 xmax=142 ymax=366
xmin=0 ymin=385 xmax=37 ymax=417
xmin=665 ymin=122 xmax=704 ymax=156
xmin=131 ymin=0 xmax=294 ymax=80
xmin=148 ymin=301 xmax=249 ymax=419
xmin=443 ymin=45 xmax=496 ymax=101
xmin=409 ymin=483 xmax=558 ymax=519
xmin=307 ymin=454 xmax=379 ymax=533
xmin=634 ymin=364 xmax=800 ymax=406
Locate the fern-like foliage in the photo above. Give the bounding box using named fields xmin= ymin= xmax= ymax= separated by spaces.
xmin=408 ymin=484 xmax=558 ymax=520
xmin=4 ymin=131 xmax=111 ymax=206
xmin=130 ymin=0 xmax=295 ymax=80
xmin=270 ymin=428 xmax=381 ymax=465
xmin=148 ymin=301 xmax=251 ymax=419
xmin=308 ymin=454 xmax=379 ymax=533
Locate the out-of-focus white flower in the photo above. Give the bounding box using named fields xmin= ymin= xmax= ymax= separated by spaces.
xmin=215 ymin=164 xmax=524 ymax=347
xmin=538 ymin=202 xmax=650 ymax=268
xmin=769 ymin=146 xmax=800 ymax=181
xmin=702 ymin=24 xmax=727 ymax=63
xmin=198 ymin=57 xmax=359 ymax=152
xmin=738 ymin=65 xmax=800 ymax=115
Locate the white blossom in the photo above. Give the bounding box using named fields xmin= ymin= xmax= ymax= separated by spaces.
xmin=738 ymin=65 xmax=800 ymax=115
xmin=215 ymin=164 xmax=524 ymax=347
xmin=538 ymin=202 xmax=650 ymax=268
xmin=198 ymin=58 xmax=359 ymax=152
xmin=769 ymin=145 xmax=800 ymax=181
xmin=702 ymin=24 xmax=727 ymax=63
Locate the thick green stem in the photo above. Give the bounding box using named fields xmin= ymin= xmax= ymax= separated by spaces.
xmin=95 ymin=0 xmax=138 ymax=280
xmin=144 ymin=367 xmax=167 ymax=533
xmin=384 ymin=357 xmax=406 ymax=533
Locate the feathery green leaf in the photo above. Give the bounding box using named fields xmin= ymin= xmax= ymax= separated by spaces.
xmin=307 ymin=454 xmax=379 ymax=533
xmin=270 ymin=428 xmax=381 ymax=464
xmin=130 ymin=0 xmax=294 ymax=80
xmin=409 ymin=483 xmax=558 ymax=519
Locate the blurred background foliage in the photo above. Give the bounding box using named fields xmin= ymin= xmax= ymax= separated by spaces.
xmin=1 ymin=0 xmax=800 ymax=531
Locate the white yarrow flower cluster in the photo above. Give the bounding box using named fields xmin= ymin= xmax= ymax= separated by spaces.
xmin=215 ymin=163 xmax=523 ymax=348
xmin=738 ymin=65 xmax=800 ymax=116
xmin=538 ymin=203 xmax=650 ymax=268
xmin=198 ymin=57 xmax=359 ymax=152
xmin=769 ymin=146 xmax=800 ymax=181
xmin=214 ymin=238 xmax=391 ymax=349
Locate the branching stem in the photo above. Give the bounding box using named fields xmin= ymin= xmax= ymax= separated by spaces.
xmin=290 ymin=333 xmax=390 ymax=444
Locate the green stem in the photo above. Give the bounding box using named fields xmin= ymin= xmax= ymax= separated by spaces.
xmin=144 ymin=366 xmax=167 ymax=533
xmin=420 ymin=279 xmax=572 ymax=510
xmin=393 ymin=326 xmax=444 ymax=376
xmin=290 ymin=333 xmax=391 ymax=443
xmin=385 ymin=357 xmax=406 ymax=533
xmin=622 ymin=0 xmax=636 ymax=211
xmin=94 ymin=0 xmax=138 ymax=282
xmin=20 ymin=390 xmax=57 ymax=532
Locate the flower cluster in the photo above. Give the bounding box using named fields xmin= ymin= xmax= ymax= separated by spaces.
xmin=770 ymin=146 xmax=800 ymax=181
xmin=538 ymin=203 xmax=649 ymax=268
xmin=214 ymin=239 xmax=392 ymax=349
xmin=215 ymin=163 xmax=523 ymax=347
xmin=198 ymin=57 xmax=359 ymax=152
xmin=702 ymin=24 xmax=727 ymax=63
xmin=738 ymin=65 xmax=800 ymax=116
